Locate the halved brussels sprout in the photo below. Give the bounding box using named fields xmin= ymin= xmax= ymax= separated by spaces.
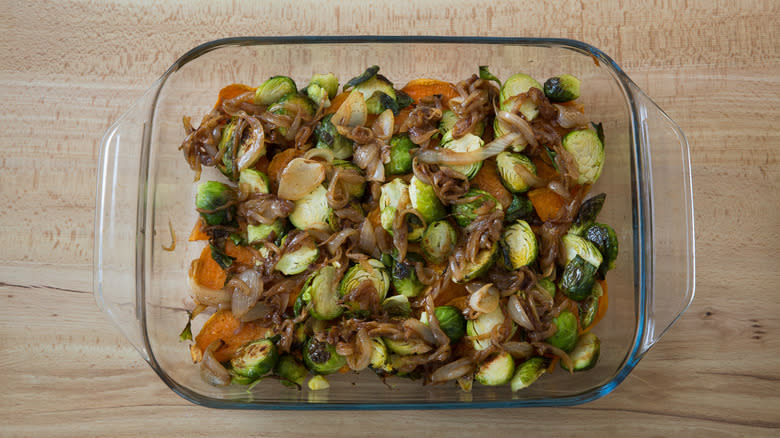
xmin=307 ymin=374 xmax=330 ymax=390
xmin=289 ymin=185 xmax=333 ymax=232
xmin=378 ymin=178 xmax=425 ymax=241
xmin=385 ymin=134 xmax=416 ymax=175
xmin=511 ymin=357 xmax=547 ymax=391
xmin=569 ymin=193 xmax=606 ymax=235
xmin=254 ymin=76 xmax=297 ymax=105
xmin=303 ymin=338 xmax=346 ymax=375
xmin=505 ymin=194 xmax=534 ymax=223
xmin=535 ymin=277 xmax=557 ymax=299
xmin=275 ymin=234 xmax=319 ymax=276
xmin=452 ymin=241 xmax=498 ymax=283
xmin=239 ymin=169 xmax=270 ymax=195
xmin=195 ymin=181 xmax=236 ymax=226
xmin=409 ymin=176 xmax=447 ymax=224
xmin=466 ymin=305 xmax=507 ymax=351
xmin=332 ymin=160 xmax=366 ymax=199
xmin=310 ymin=73 xmax=339 ymax=99
xmin=391 ymin=259 xmax=426 ymax=298
xmin=500 ymin=220 xmax=538 ymax=270
xmin=584 ymin=223 xmax=619 ymax=275
xmin=421 ymin=220 xmax=457 ymax=264
xmin=499 ymin=73 xmax=543 ymax=121
xmin=383 ymin=337 xmax=432 ymax=356
xmin=440 ymin=132 xmax=484 ymax=179
xmin=451 ymin=189 xmax=502 ymax=227
xmin=544 ymin=74 xmax=581 ymax=102
xmin=230 ymin=338 xmax=279 ymax=379
xmin=433 ymin=305 xmax=467 ymax=343
xmin=579 ymin=281 xmax=603 ymax=329
xmin=272 ymin=93 xmax=316 ymax=137
xmin=382 ymin=294 xmax=412 ymax=317
xmin=562 ymin=129 xmax=605 ymax=185
xmin=546 ymin=310 xmax=578 ymax=352
xmin=369 ymin=337 xmax=390 ymax=372
xmin=475 ymin=351 xmax=515 ymax=386
xmin=315 ymin=114 xmax=354 ymax=160
xmin=300 ymin=265 xmax=343 ymax=320
xmin=275 ymin=354 xmax=308 ymax=387
xmin=439 ymin=109 xmax=485 ymax=138
xmin=344 ymin=65 xmax=380 ymax=89
xmin=247 ymin=221 xmax=285 ymax=245
xmin=338 ymin=259 xmax=390 ymax=311
xmin=348 ymin=71 xmax=396 ymax=115
xmin=562 ymin=234 xmax=603 ymax=269
xmin=559 ymin=255 xmax=598 ymax=301
xmin=561 ymin=332 xmax=600 ymax=372
xmin=496 ymin=152 xmax=537 ymax=193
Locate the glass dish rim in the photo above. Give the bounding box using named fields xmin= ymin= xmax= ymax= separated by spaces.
xmin=136 ymin=35 xmax=649 ymax=409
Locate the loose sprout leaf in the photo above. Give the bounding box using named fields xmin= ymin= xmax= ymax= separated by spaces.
xmin=209 ymin=244 xmax=235 ymax=269
xmin=379 ymin=92 xmax=400 ymax=115
xmin=574 ymin=193 xmax=606 ymax=228
xmin=344 ymin=65 xmax=380 ymax=89
xmin=591 ymin=122 xmax=605 ymax=144
xmin=479 ymin=65 xmax=501 ymax=86
xmin=178 ymin=311 xmax=193 ymax=341
xmin=229 ymin=233 xmax=243 ymax=246
xmin=545 ymin=146 xmax=560 ymax=172
xmin=395 ymin=90 xmax=414 ymax=110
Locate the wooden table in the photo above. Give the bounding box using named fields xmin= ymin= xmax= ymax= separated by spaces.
xmin=2 ymin=0 xmax=778 ymax=436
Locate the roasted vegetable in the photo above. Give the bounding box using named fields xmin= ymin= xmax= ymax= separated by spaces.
xmin=303 ymin=338 xmax=347 ymax=375
xmin=476 ymin=351 xmax=515 ymax=386
xmin=496 ymin=151 xmax=537 ymax=193
xmin=511 ymin=357 xmax=547 ymax=391
xmin=275 ymin=354 xmax=308 ymax=387
xmin=505 ymin=195 xmax=535 ymax=223
xmin=384 ymin=337 xmax=432 ymax=356
xmin=451 ymin=189 xmax=502 ymax=228
xmin=420 ymin=220 xmax=457 ymax=264
xmin=409 ymin=176 xmax=447 ymax=224
xmin=546 ymin=310 xmax=578 ymax=352
xmin=559 ymin=255 xmax=598 ymax=301
xmin=452 ymin=241 xmax=498 ymax=283
xmin=315 ymin=114 xmax=354 ymax=159
xmin=500 ymin=220 xmax=538 ymax=270
xmin=579 ymin=281 xmax=603 ymax=329
xmin=391 ymin=259 xmax=426 ymax=298
xmin=289 ymin=185 xmax=333 ymax=232
xmin=195 ymin=181 xmax=236 ymax=226
xmin=275 ymin=234 xmax=319 ymax=275
xmin=230 ymin=338 xmax=279 ymax=380
xmin=254 ymin=76 xmax=298 ymax=105
xmin=466 ymin=306 xmax=508 ymax=351
xmin=300 ymin=265 xmax=343 ymax=320
xmin=385 ymin=134 xmax=416 ymax=175
xmin=562 ymin=234 xmax=603 ymax=269
xmin=339 ymin=259 xmax=390 ymax=312
xmin=379 ymin=178 xmax=424 ymax=241
xmin=584 ymin=223 xmax=619 ymax=275
xmin=569 ymin=193 xmax=606 ymax=235
xmin=561 ymin=332 xmax=600 ymax=372
xmin=440 ymin=132 xmax=484 ymax=179
xmin=562 ymin=129 xmax=605 ymax=185
xmin=543 ymin=74 xmax=581 ymax=102
xmin=382 ymin=294 xmax=412 ymax=317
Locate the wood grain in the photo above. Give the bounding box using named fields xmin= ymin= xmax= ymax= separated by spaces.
xmin=1 ymin=0 xmax=778 ymax=436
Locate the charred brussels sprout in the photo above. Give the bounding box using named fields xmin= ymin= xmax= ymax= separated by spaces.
xmin=511 ymin=357 xmax=547 ymax=391
xmin=385 ymin=134 xmax=416 ymax=175
xmin=584 ymin=223 xmax=619 ymax=275
xmin=476 ymin=351 xmax=515 ymax=386
xmin=275 ymin=234 xmax=319 ymax=276
xmin=433 ymin=305 xmax=467 ymax=343
xmin=303 ymin=338 xmax=347 ymax=375
xmin=254 ymin=76 xmax=297 ymax=105
xmin=500 ymin=220 xmax=538 ymax=270
xmin=230 ymin=338 xmax=279 ymax=379
xmin=546 ymin=310 xmax=578 ymax=352
xmin=289 ymin=185 xmax=333 ymax=232
xmin=562 ymin=129 xmax=605 ymax=185
xmin=452 ymin=241 xmax=498 ymax=283
xmin=391 ymin=259 xmax=426 ymax=298
xmin=579 ymin=281 xmax=603 ymax=329
xmin=195 ymin=181 xmax=236 ymax=226
xmin=306 ymin=73 xmax=339 ymax=108
xmin=382 ymin=294 xmax=412 ymax=317
xmin=452 ymin=189 xmax=502 ymax=227
xmin=379 ymin=178 xmax=424 ymax=242
xmin=535 ymin=277 xmax=557 ymax=299
xmin=369 ymin=337 xmax=390 ymax=371
xmin=315 ymin=114 xmax=354 ymax=160
xmin=562 ymin=234 xmax=603 ymax=269
xmin=466 ymin=306 xmax=507 ymax=351
xmin=409 ymin=176 xmax=447 ymax=224
xmin=383 ymin=337 xmax=432 ymax=356
xmin=247 ymin=221 xmax=285 ymax=245
xmin=543 ymin=74 xmax=581 ymax=102
xmin=496 ymin=151 xmax=537 ymax=193
xmin=421 ymin=220 xmax=458 ymax=264
xmin=440 ymin=132 xmax=484 ymax=179
xmin=339 ymin=259 xmax=390 ymax=311
xmin=569 ymin=193 xmax=606 ymax=235
xmin=345 ymin=66 xmax=397 ymax=115
xmin=271 ymin=93 xmax=316 ymax=137
xmin=561 ymin=332 xmax=600 ymax=372
xmin=300 ymin=265 xmax=342 ymax=320
xmin=238 ymin=168 xmax=270 ymax=195
xmin=498 ymin=72 xmax=543 ymax=121
xmin=559 ymin=255 xmax=598 ymax=301
xmin=275 ymin=354 xmax=308 ymax=387
xmin=505 ymin=195 xmax=534 ymax=223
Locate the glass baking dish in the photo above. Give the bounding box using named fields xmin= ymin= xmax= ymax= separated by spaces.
xmin=94 ymin=36 xmax=695 ymax=409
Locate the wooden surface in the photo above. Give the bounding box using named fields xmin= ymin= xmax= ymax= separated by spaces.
xmin=1 ymin=0 xmax=778 ymax=436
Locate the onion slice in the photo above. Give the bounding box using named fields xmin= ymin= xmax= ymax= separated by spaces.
xmin=415 ymin=132 xmax=522 ymax=165
xmin=430 ymin=358 xmax=474 ymax=383
xmin=507 ymin=294 xmax=535 ymax=331
xmin=200 ymin=341 xmax=231 ymax=386
xmin=277 ymin=158 xmax=326 ymax=200
xmin=332 ymin=90 xmax=367 ymax=127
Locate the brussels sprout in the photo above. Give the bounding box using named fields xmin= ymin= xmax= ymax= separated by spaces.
xmin=311 ymin=73 xmax=339 ymax=99
xmin=307 ymin=374 xmax=330 ymax=390
xmin=292 ymin=323 xmax=307 ymax=348
xmin=535 ymin=277 xmax=557 ymax=299
xmin=315 ymin=114 xmax=354 ymax=160
xmin=510 ymin=357 xmax=547 ymax=391
xmin=561 ymin=234 xmax=603 ymax=269
xmin=351 ymin=76 xmax=397 ymax=115
xmin=505 ymin=195 xmax=534 ymax=223
xmin=561 ymin=332 xmax=600 ymax=372
xmin=289 ymin=185 xmax=333 ymax=232
xmin=499 ymin=73 xmax=543 ymax=121
xmin=559 ymin=255 xmax=598 ymax=301
xmin=275 ymin=354 xmax=308 ymax=387
xmin=254 ymin=75 xmax=298 ymax=105
xmin=579 ymin=281 xmax=603 ymax=329
xmin=230 ymin=370 xmax=256 ymax=386
xmin=230 ymin=338 xmax=279 ymax=379
xmin=408 ymin=176 xmax=447 ymax=224
xmin=584 ymin=223 xmax=619 ymax=275
xmin=451 ymin=189 xmax=502 ymax=227
xmin=496 ymin=152 xmax=537 ymax=193
xmin=247 ymin=221 xmax=285 ymax=245
xmin=475 ymin=351 xmax=515 ymax=386
xmin=439 ymin=110 xmax=459 ymax=136
xmin=383 ymin=337 xmax=432 ymax=356
xmin=421 ymin=220 xmax=458 ymax=264
xmin=382 ymin=294 xmax=412 ymax=317
xmin=562 ymin=129 xmax=605 ymax=185
xmin=466 ymin=306 xmax=507 ymax=351
xmin=303 ymin=338 xmax=347 ymax=375
xmin=433 ymin=305 xmax=467 ymax=343
xmin=195 ymin=181 xmax=236 ymax=226
xmin=452 ymin=241 xmax=498 ymax=283
xmin=217 ymin=118 xmax=266 ymax=179
xmin=544 ymin=74 xmax=581 ymax=102
xmin=546 ymin=310 xmax=578 ymax=352
xmin=239 ymin=169 xmax=270 ymax=195
xmin=500 ymin=220 xmax=538 ymax=270
xmin=369 ymin=337 xmax=390 ymax=371
xmin=379 ymin=178 xmax=425 ymax=241
xmin=332 ymin=160 xmax=366 ymax=199
xmin=391 ymin=259 xmax=426 ymax=298
xmin=440 ymin=132 xmax=484 ymax=179
xmin=275 ymin=234 xmax=319 ymax=276
xmin=478 ymin=66 xmax=501 ymax=85
xmin=300 ymin=265 xmax=342 ymax=320
xmin=339 ymin=259 xmax=390 ymax=311
xmin=569 ymin=193 xmax=606 ymax=235
xmin=209 ymin=244 xmax=234 ymax=269
xmin=385 ymin=134 xmax=416 ymax=175
xmin=306 ymin=84 xmax=329 ymax=109
xmin=272 ymin=93 xmax=316 ymax=137
xmin=344 ymin=65 xmax=380 ymax=89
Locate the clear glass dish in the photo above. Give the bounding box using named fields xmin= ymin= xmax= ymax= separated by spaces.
xmin=94 ymin=36 xmax=695 ymax=409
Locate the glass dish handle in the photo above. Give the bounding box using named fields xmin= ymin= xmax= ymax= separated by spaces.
xmin=632 ymin=84 xmax=696 ymax=355
xmin=93 ymin=85 xmax=159 ymax=362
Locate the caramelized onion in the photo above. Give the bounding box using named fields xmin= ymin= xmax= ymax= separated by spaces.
xmin=507 ymin=294 xmax=535 ymax=331
xmin=416 ymin=132 xmax=522 ymax=165
xmin=554 ymin=104 xmax=588 ymax=129
xmin=200 ymin=341 xmax=231 ymax=386
xmin=430 ymin=358 xmax=474 ymax=383
xmin=277 ymin=158 xmax=326 ymax=201
xmin=467 ymin=283 xmax=499 ymax=314
xmin=332 ymin=90 xmax=367 ymax=127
